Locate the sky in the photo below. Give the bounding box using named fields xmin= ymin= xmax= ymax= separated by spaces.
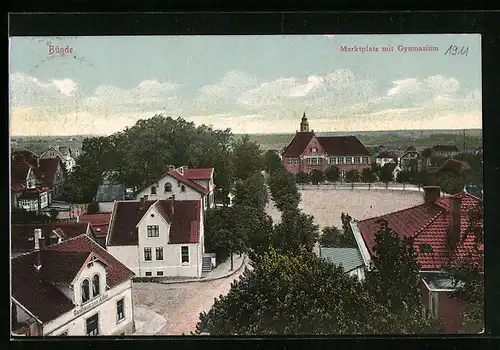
xmin=9 ymin=34 xmax=482 ymax=136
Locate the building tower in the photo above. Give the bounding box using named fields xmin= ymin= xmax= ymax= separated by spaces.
xmin=300 ymin=112 xmax=309 ymax=132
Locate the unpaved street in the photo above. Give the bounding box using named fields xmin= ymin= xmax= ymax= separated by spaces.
xmin=132 ymin=263 xmax=246 ymax=335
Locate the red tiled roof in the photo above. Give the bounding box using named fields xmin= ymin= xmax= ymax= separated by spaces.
xmin=34 ymin=158 xmax=61 ymax=182
xmin=11 ymin=161 xmax=33 ymax=182
xmin=12 ymin=253 xmax=76 ymax=323
xmin=11 ymin=223 xmax=90 ymax=252
xmin=167 ymin=170 xmax=210 ymax=194
xmin=317 ymin=136 xmax=371 ymax=156
xmin=78 ymin=214 xmax=111 ymax=237
xmin=47 ymin=235 xmax=135 ymax=287
xmin=355 ymin=192 xmax=482 ymax=271
xmin=17 ymin=186 xmax=50 ymax=200
xmin=107 ymin=199 xmax=201 ymax=246
xmin=439 ymin=159 xmax=471 ymax=173
xmin=12 ymin=235 xmax=134 ymax=323
xmin=12 ymin=150 xmax=38 ymax=168
xmin=281 ymin=132 xmax=315 ymax=157
xmin=11 ymin=182 xmax=25 ymax=192
xmin=183 ymin=168 xmax=213 ymax=180
xmin=136 ymin=169 xmax=210 ymax=195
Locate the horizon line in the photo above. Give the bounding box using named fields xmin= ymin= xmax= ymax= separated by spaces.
xmin=10 ymin=128 xmax=483 ymax=138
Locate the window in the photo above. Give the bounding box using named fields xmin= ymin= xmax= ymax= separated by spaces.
xmin=144 ymin=247 xmax=152 ymax=261
xmin=337 ymin=157 xmax=344 ymax=164
xmin=156 ymin=247 xmax=164 ymax=260
xmin=354 ymin=157 xmax=361 ymax=164
xmin=181 ymin=246 xmax=189 ymax=264
xmin=312 ymin=147 xmax=317 ymax=153
xmin=86 ymin=314 xmax=99 ymax=336
xmin=147 ymin=225 xmax=159 ymax=238
xmin=293 ymin=158 xmax=298 ymax=165
xmin=116 ymin=298 xmax=125 ymax=322
xmin=145 ymin=272 xmax=152 ymax=276
xmin=82 ymin=279 xmax=90 ymax=303
xmin=157 ymin=271 xmax=164 ymax=276
xmin=329 ymin=157 xmax=336 ymax=165
xmin=164 ymin=182 xmax=172 ymax=193
xmin=362 ymin=157 xmax=369 ymax=164
xmin=311 ymin=158 xmax=318 ymax=165
xmin=151 ymin=186 xmax=157 ymax=195
xmin=430 ymin=294 xmax=437 ymax=319
xmin=181 ymin=185 xmax=186 ymax=192
xmin=92 ymin=274 xmax=100 ymax=297
xmin=288 ymin=158 xmax=293 ymax=165
xmin=346 ymin=157 xmax=353 ymax=164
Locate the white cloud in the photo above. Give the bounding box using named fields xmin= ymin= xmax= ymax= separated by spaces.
xmin=9 ymin=71 xmax=481 ymax=135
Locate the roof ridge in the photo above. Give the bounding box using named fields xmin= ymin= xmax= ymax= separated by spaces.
xmin=413 ymin=210 xmax=445 ymax=240
xmin=356 ymin=201 xmax=435 ymax=223
xmin=106 ymin=200 xmax=119 ymax=246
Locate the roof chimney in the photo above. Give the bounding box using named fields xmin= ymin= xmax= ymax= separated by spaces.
xmin=448 ymin=196 xmax=462 ymax=250
xmin=423 ymin=186 xmax=441 ymax=204
xmin=139 ymin=196 xmax=146 ymax=210
xmin=34 ymin=228 xmax=42 ymax=250
xmin=171 ymin=195 xmax=175 ymax=215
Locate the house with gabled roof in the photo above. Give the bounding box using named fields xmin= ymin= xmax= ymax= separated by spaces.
xmin=40 ymin=145 xmax=77 ymax=173
xmin=281 ymin=113 xmax=371 ymax=179
xmin=134 ymin=166 xmax=215 ymax=211
xmin=77 ymin=214 xmax=112 ymax=247
xmin=11 ymin=222 xmax=98 ymax=257
xmin=106 ymin=197 xmax=206 ymax=278
xmin=399 ymin=145 xmax=426 ymax=172
xmin=11 ymin=235 xmax=135 ymax=336
xmin=431 ymin=145 xmax=461 ymax=158
xmin=349 ymin=186 xmax=483 ymax=333
xmin=375 ymin=150 xmax=399 ymax=168
xmin=95 ymin=171 xmax=127 ymax=214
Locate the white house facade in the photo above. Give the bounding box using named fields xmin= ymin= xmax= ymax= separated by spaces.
xmin=40 ymin=146 xmax=77 ymax=173
xmin=11 ymin=235 xmax=135 ymax=336
xmin=135 ymin=167 xmax=215 ymax=211
xmin=106 ymin=197 xmax=205 ymax=278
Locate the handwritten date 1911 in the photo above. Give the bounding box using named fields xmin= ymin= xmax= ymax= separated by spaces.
xmin=444 ymin=45 xmax=469 ymax=57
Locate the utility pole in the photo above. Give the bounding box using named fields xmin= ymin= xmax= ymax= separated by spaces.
xmin=463 ymin=129 xmax=466 ymax=153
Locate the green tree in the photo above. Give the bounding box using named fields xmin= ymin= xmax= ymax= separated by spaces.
xmin=361 ymin=168 xmax=376 ymax=184
xmin=309 ymin=169 xmax=325 ymax=185
xmin=268 ymin=169 xmax=301 ymax=213
xmin=446 ymin=203 xmax=484 ymax=333
xmin=295 ymin=171 xmax=310 ymax=185
xmin=233 ymin=172 xmax=268 ymax=211
xmin=319 ymin=226 xmax=344 ymax=248
xmin=11 ymin=208 xmax=51 ymax=224
xmin=345 ymin=169 xmax=360 ymax=184
xmin=324 ymin=166 xmax=340 ymax=183
xmin=379 ymin=163 xmax=396 ymax=188
xmin=340 ymin=213 xmax=358 ymax=248
xmin=232 ymin=135 xmax=264 ymax=181
xmin=86 ymin=200 xmax=99 ymax=215
xmin=434 ymin=172 xmax=465 ymax=194
xmin=204 ymin=207 xmax=238 ymax=265
xmin=263 ymin=150 xmax=283 ymax=175
xmin=370 ymin=162 xmax=381 ymax=179
xmin=196 ymin=249 xmax=427 ymax=335
xmin=49 ymin=208 xmax=59 ymax=222
xmin=272 ymin=207 xmax=319 ymax=256
xmin=363 ymin=219 xmax=436 ymax=333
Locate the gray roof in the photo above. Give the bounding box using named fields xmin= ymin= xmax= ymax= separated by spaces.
xmin=320 ymin=248 xmax=364 ymax=272
xmin=95 ymin=184 xmax=126 ymax=202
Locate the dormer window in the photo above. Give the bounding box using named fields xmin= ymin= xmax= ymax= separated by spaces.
xmin=151 ymin=186 xmax=157 ymax=195
xmin=164 ymin=182 xmax=172 ymax=193
xmin=82 ymin=279 xmax=90 ymax=303
xmin=92 ymin=274 xmax=101 ymax=297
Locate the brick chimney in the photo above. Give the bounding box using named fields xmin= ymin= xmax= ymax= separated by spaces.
xmin=171 ymin=195 xmax=175 ymax=215
xmin=139 ymin=196 xmax=146 ymax=210
xmin=423 ymin=186 xmax=441 ymax=204
xmin=448 ymin=196 xmax=462 ymax=250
